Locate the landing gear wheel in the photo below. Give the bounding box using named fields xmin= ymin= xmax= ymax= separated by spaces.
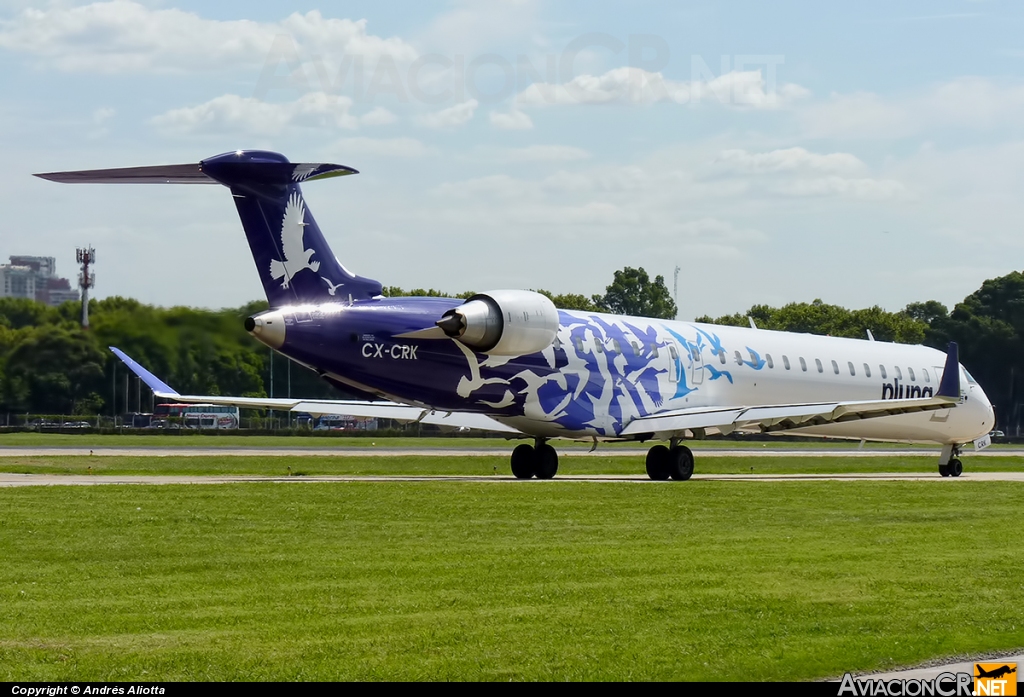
xmin=668 ymin=445 xmax=694 ymax=481
xmin=535 ymin=443 xmax=559 ymax=480
xmin=511 ymin=444 xmax=536 ymax=479
xmin=939 ymin=464 xmax=951 ymax=477
xmin=948 ymin=458 xmax=963 ymax=477
xmin=646 ymin=445 xmax=671 ymax=480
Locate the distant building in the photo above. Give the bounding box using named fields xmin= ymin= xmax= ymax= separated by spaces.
xmin=0 ymin=255 xmax=80 ymax=306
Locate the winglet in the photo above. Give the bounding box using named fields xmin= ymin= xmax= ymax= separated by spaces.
xmin=937 ymin=342 xmax=960 ymax=399
xmin=109 ymin=347 xmax=179 ymax=396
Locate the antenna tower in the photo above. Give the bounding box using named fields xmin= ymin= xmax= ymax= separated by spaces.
xmin=76 ymin=246 xmax=96 ymax=329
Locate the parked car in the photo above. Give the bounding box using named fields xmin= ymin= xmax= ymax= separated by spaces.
xmin=989 ymin=430 xmax=1005 ymax=438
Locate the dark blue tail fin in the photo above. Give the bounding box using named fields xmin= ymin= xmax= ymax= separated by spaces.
xmin=36 ymin=150 xmax=383 ymax=307
xmin=201 ymin=151 xmax=381 ymax=306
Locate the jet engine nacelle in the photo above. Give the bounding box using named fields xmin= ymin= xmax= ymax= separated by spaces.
xmin=436 ymin=289 xmax=558 ymax=356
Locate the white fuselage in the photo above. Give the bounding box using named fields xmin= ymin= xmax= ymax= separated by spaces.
xmin=497 ymin=312 xmax=994 ymax=445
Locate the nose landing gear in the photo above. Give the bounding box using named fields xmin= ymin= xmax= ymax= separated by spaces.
xmin=938 ymin=444 xmax=964 ymax=477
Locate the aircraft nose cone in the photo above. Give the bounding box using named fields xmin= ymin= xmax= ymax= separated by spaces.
xmin=246 ymin=310 xmax=286 ymax=348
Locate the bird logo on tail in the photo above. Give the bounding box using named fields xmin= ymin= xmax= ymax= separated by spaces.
xmin=269 ymin=193 xmax=320 ymax=288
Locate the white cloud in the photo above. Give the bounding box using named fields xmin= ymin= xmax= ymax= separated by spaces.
xmin=516 ymin=67 xmax=808 ymax=109
xmin=332 ymin=137 xmax=434 ymax=158
xmin=715 ymin=147 xmax=865 ymax=174
xmin=417 ymin=99 xmax=478 ymax=129
xmin=490 ymin=110 xmax=533 ymax=130
xmin=798 ymin=78 xmax=1024 ymax=139
xmin=150 ymin=93 xmax=358 ymax=136
xmin=360 ymin=107 xmax=398 ymax=126
xmin=767 ymin=176 xmax=908 ymax=200
xmin=482 ymin=145 xmax=591 ymax=163
xmin=0 ymin=1 xmax=417 ymax=73
xmin=702 ymin=146 xmax=905 ymax=200
xmin=419 ymin=0 xmax=540 ymax=55
xmin=92 ymin=107 xmax=115 ymax=125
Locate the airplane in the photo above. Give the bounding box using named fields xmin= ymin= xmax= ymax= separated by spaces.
xmin=36 ymin=150 xmax=996 ymax=480
xmin=975 ymin=665 xmax=1016 ymax=680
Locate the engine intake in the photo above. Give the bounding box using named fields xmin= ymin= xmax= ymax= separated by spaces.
xmin=436 ymin=290 xmax=558 ymax=356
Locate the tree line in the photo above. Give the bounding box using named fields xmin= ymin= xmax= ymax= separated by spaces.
xmin=1 ymin=267 xmax=1021 ymax=432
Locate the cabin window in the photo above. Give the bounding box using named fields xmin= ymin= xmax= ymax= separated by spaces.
xmin=611 ymin=339 xmax=622 ymax=355
xmin=908 ymin=367 xmax=916 ymax=381
xmin=573 ymin=336 xmax=584 ymax=353
xmin=735 ymin=350 xmax=744 ymax=366
xmin=922 ymin=368 xmax=930 ymax=383
xmin=863 ymin=363 xmax=871 ymax=378
xmin=815 ymin=358 xmax=823 ymax=373
xmin=691 ymin=346 xmax=701 ymax=361
xmin=880 ymin=365 xmax=887 ymax=379
xmin=848 ymin=361 xmax=856 ymax=376
xmin=630 ymin=341 xmax=640 ymax=356
xmin=649 ymin=343 xmax=659 ymax=358
xmin=783 ymin=355 xmax=791 ymax=370
xmin=553 ymin=336 xmax=562 ymax=350
xmin=799 ymin=357 xmax=807 ymax=372
xmin=766 ymin=353 xmax=774 ymax=369
xmin=595 ymin=340 xmax=604 ymax=353
xmin=669 ymin=345 xmax=678 ymax=360
xmin=894 ymin=366 xmax=903 ymax=380
xmin=832 ymin=360 xmax=839 ymax=375
xmin=719 ymin=352 xmax=726 ymax=365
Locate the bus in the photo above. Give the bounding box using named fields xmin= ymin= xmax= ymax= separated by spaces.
xmin=153 ymin=403 xmax=240 ymax=430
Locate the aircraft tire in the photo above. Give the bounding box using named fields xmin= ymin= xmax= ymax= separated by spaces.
xmin=948 ymin=458 xmax=963 ymax=477
xmin=511 ymin=444 xmax=536 ymax=479
xmin=535 ymin=443 xmax=559 ymax=479
xmin=645 ymin=445 xmax=671 ymax=481
xmin=668 ymin=445 xmax=694 ymax=481
xmin=938 ymin=464 xmax=950 ymax=477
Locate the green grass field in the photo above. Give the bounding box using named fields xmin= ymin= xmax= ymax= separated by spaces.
xmin=1 ymin=481 xmax=1021 ymax=681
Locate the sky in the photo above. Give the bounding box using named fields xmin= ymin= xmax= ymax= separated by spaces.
xmin=2 ymin=0 xmax=1024 ymax=319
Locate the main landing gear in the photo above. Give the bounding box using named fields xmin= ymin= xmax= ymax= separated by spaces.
xmin=510 ymin=439 xmax=559 ymax=479
xmin=938 ymin=444 xmax=963 ymax=477
xmin=645 ymin=441 xmax=694 ymax=481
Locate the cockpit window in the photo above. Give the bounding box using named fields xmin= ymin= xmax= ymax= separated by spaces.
xmin=964 ymin=368 xmax=978 ymax=385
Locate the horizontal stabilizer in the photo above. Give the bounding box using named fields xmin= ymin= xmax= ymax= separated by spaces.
xmin=36 ymin=164 xmax=215 ymax=184
xmin=35 ymin=158 xmax=358 ymax=186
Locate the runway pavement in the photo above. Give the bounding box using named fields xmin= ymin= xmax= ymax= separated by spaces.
xmin=2 ymin=471 xmax=1023 ymax=486
xmin=3 ymin=446 xmax=1024 ymax=457
xmin=853 ymin=653 xmax=1022 ymax=681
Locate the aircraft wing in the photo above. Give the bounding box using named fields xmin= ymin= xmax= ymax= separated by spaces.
xmin=619 ymin=395 xmax=960 ymax=439
xmin=622 ymin=340 xmax=963 ymax=439
xmin=110 ymin=347 xmax=522 ymax=435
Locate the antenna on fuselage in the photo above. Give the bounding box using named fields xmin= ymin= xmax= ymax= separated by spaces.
xmin=673 ymin=265 xmax=680 ymax=320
